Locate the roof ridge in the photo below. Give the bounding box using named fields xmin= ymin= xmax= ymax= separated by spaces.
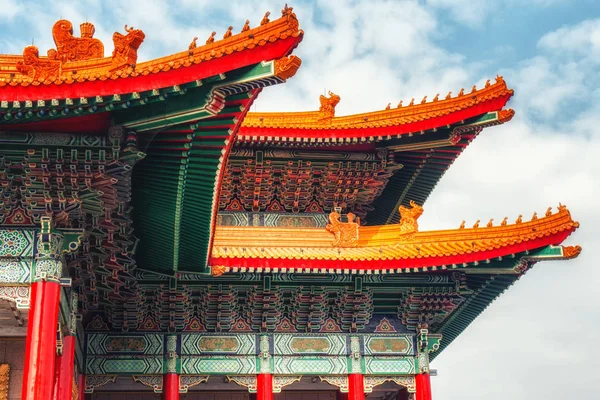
xmin=0 ymin=6 xmax=303 ymax=88
xmin=242 ymin=76 xmax=513 ymax=130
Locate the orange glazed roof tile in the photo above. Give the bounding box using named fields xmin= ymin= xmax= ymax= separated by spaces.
xmin=209 ymin=205 xmax=579 ymax=273
xmin=241 ymin=77 xmax=513 ymax=132
xmin=0 ymin=6 xmax=302 ymax=90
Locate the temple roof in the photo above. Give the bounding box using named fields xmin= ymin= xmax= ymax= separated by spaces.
xmin=210 ymin=204 xmax=580 ymax=274
xmin=0 ymin=7 xmax=302 ymax=99
xmin=239 ymin=77 xmax=513 ymax=141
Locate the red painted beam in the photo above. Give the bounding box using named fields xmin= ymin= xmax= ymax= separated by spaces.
xmin=21 ymin=281 xmax=61 ymax=400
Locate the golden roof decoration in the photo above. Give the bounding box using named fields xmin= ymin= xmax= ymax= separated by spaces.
xmin=211 ymin=204 xmax=579 ymax=263
xmin=0 ymin=7 xmax=302 ymax=87
xmin=242 ymin=76 xmax=514 ymax=130
xmin=326 ymin=210 xmax=360 ymax=247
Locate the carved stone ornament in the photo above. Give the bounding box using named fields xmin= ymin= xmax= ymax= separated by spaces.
xmin=319 ymin=375 xmax=349 ymax=393
xmin=132 ymin=375 xmax=163 ymax=393
xmin=85 ymin=375 xmax=117 ymax=393
xmin=0 ymin=364 xmax=9 ymax=400
xmin=179 ymin=375 xmax=209 ymax=393
xmin=326 ymin=211 xmax=359 ymax=247
xmin=364 ymin=376 xmax=416 ymax=393
xmin=227 ymin=375 xmax=258 ymax=393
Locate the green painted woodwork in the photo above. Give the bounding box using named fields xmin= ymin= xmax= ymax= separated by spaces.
xmin=131 ymin=62 xmax=281 ymax=275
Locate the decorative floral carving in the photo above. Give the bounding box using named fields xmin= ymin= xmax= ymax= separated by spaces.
xmin=364 ymin=376 xmax=416 ymax=393
xmin=319 ymin=375 xmax=348 ymax=393
xmin=85 ymin=375 xmax=117 ymax=393
xmin=0 ymin=286 xmax=30 ymax=309
xmin=326 ymin=211 xmax=359 ymax=247
xmin=132 ymin=375 xmax=163 ymax=393
xmin=227 ymin=375 xmax=257 ymax=392
xmin=398 ymin=200 xmax=423 ymax=238
xmin=180 ymin=375 xmax=209 ymax=393
xmin=273 ymin=376 xmax=301 ymax=392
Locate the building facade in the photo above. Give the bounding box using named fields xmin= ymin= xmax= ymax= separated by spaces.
xmin=0 ymin=6 xmax=580 ymax=400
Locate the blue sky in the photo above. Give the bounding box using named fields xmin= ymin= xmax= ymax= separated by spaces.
xmin=2 ymin=1 xmax=599 ymax=399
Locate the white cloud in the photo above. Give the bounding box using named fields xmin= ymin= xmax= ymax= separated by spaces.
xmin=538 ymin=18 xmax=600 ymax=63
xmin=426 ymin=0 xmax=493 ymax=27
xmin=0 ymin=0 xmax=21 ymax=20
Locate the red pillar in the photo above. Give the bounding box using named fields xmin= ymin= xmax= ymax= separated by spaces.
xmin=21 ymin=280 xmax=61 ymax=400
xmin=163 ymin=373 xmax=180 ymax=400
xmin=416 ymin=373 xmax=432 ymax=400
xmin=56 ymin=335 xmax=76 ymax=399
xmin=77 ymin=374 xmax=86 ymax=400
xmin=348 ymin=374 xmax=364 ymax=400
xmin=257 ymin=374 xmax=273 ymax=400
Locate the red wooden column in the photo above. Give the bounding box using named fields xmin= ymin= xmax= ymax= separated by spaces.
xmin=21 ymin=279 xmax=61 ymax=400
xmin=415 ymin=373 xmax=432 ymax=400
xmin=55 ymin=335 xmax=76 ymax=399
xmin=257 ymin=374 xmax=273 ymax=400
xmin=77 ymin=374 xmax=86 ymax=400
xmin=348 ymin=374 xmax=365 ymax=400
xmin=23 ymin=218 xmax=68 ymax=400
xmin=163 ymin=373 xmax=180 ymax=400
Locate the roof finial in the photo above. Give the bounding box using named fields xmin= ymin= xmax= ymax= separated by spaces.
xmin=408 ymin=98 xmax=414 ymax=106
xmin=223 ymin=26 xmax=233 ymax=39
xmin=459 ymin=220 xmax=465 ymax=229
xmin=206 ymin=31 xmax=216 ymax=44
xmin=485 ymin=79 xmax=491 ymax=87
xmin=433 ymin=93 xmax=439 ymax=102
xmin=545 ymin=207 xmax=552 ymax=217
xmin=531 ymin=211 xmax=538 ymax=221
xmin=445 ymin=91 xmax=452 ymax=99
xmin=515 ymin=215 xmax=523 ymax=224
xmin=501 ymin=217 xmax=508 ymax=226
xmin=261 ymin=11 xmax=271 ymax=25
xmin=385 ymin=103 xmax=391 ymax=110
xmin=397 ymin=100 xmax=403 ymax=108
xmin=242 ymin=20 xmax=250 ymax=32
xmin=486 ymin=218 xmax=494 ymax=227
xmin=471 ymin=85 xmax=477 ymax=93
xmin=189 ymin=36 xmax=198 ymax=50
xmin=473 ymin=220 xmax=480 ymax=228
xmin=420 ymin=95 xmax=427 ymax=104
